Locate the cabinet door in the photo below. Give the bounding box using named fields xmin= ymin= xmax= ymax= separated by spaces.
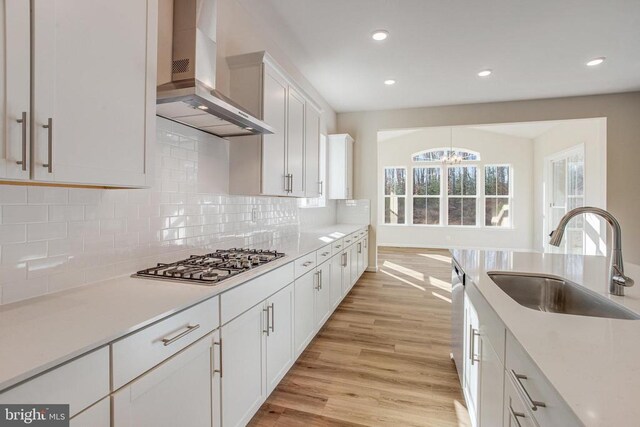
xmin=70 ymin=398 xmax=109 ymax=427
xmin=221 ymin=304 xmax=266 ymax=427
xmin=357 ymin=240 xmax=365 ymax=277
xmin=464 ymin=295 xmax=480 ymax=426
xmin=346 ymin=137 xmax=354 ymax=199
xmin=363 ymin=235 xmax=370 ymax=272
xmin=294 ymin=269 xmax=316 ymax=357
xmin=304 ymin=103 xmax=321 ymax=198
xmin=262 ymin=65 xmax=287 ymax=196
xmin=112 ymin=334 xmax=213 ymax=427
xmin=349 ymin=244 xmax=359 ymax=288
xmin=315 ymin=262 xmax=332 ymax=328
xmin=341 ymin=251 xmax=351 ymax=296
xmin=287 ymin=86 xmax=305 ymax=197
xmin=329 ymin=254 xmax=343 ymax=309
xmin=32 ymin=0 xmax=155 ymax=187
xmin=266 ymin=283 xmax=294 ymax=395
xmin=479 ymin=337 xmax=504 ymax=427
xmin=0 ymin=0 xmax=30 ymax=181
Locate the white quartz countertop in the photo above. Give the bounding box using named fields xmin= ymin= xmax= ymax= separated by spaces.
xmin=0 ymin=224 xmax=367 ymax=392
xmin=451 ymin=249 xmax=640 ymax=427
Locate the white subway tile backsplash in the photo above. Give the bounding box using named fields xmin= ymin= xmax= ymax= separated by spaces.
xmin=49 ymin=205 xmax=84 ymax=222
xmin=0 ymin=118 xmax=335 ymax=304
xmin=27 ymin=223 xmax=67 ymax=241
xmin=2 ymin=205 xmax=48 ymax=224
xmin=0 ymin=224 xmax=26 ymax=244
xmin=0 ymin=186 xmax=27 ymax=204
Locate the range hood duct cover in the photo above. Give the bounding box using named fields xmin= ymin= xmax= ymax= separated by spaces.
xmin=156 ymin=0 xmax=273 ymax=138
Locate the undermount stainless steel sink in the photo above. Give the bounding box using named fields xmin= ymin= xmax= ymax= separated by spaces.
xmin=488 ymin=272 xmax=640 ymax=320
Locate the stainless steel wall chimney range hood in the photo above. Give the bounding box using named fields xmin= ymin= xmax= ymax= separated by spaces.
xmin=156 ymin=0 xmax=274 ymax=137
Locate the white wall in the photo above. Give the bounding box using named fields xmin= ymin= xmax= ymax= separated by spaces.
xmin=377 ymin=126 xmax=534 ymax=250
xmin=532 ymin=118 xmax=607 ymax=254
xmin=337 ymin=92 xmax=640 ymax=269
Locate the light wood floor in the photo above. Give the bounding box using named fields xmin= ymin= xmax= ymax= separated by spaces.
xmin=249 ymin=247 xmax=471 ymax=427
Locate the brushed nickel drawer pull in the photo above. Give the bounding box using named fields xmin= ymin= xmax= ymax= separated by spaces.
xmin=263 ymin=305 xmax=270 ymax=336
xmin=213 ymin=340 xmax=222 ymax=377
xmin=269 ymin=303 xmax=275 ymax=333
xmin=302 ymin=260 xmax=314 ymax=267
xmin=508 ymin=404 xmax=525 ymax=427
xmin=510 ymin=369 xmax=546 ymax=411
xmin=42 ymin=118 xmax=53 ymax=173
xmin=469 ymin=325 xmax=480 ymax=365
xmin=16 ymin=112 xmax=27 ymax=171
xmin=162 ymin=324 xmax=200 ymax=346
xmin=321 ymin=251 xmax=330 ymax=256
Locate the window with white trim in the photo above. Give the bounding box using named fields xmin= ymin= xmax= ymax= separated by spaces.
xmin=384 ymin=167 xmax=406 ymax=224
xmin=484 ymin=165 xmax=511 ymax=227
xmin=412 ymin=148 xmax=480 ymax=162
xmin=413 ymin=167 xmax=441 ymax=225
xmin=447 ymin=166 xmax=478 ymax=226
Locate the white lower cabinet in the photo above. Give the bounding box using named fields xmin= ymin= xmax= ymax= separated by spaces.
xmin=363 ymin=235 xmax=370 ymax=272
xmin=266 ymin=284 xmax=294 ymax=395
xmin=341 ymin=249 xmax=352 ymax=296
xmin=464 ymin=293 xmax=481 ymax=427
xmin=112 ymin=333 xmax=217 ymax=427
xmin=221 ymin=303 xmax=267 ymax=427
xmin=330 ymin=253 xmax=344 ymax=309
xmin=349 ymin=243 xmax=359 ymax=288
xmin=315 ymin=261 xmax=332 ymax=329
xmin=70 ymin=398 xmax=110 ymax=427
xmin=478 ymin=336 xmax=504 ymax=427
xmin=294 ymin=269 xmax=317 ymax=357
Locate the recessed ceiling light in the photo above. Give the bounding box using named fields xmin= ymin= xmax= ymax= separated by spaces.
xmin=372 ymin=30 xmax=389 ymax=41
xmin=586 ymin=57 xmax=605 ymax=67
xmin=197 ymin=105 xmax=208 ymax=110
xmin=384 ymin=79 xmax=396 ymax=85
xmin=477 ymin=69 xmax=492 ymax=77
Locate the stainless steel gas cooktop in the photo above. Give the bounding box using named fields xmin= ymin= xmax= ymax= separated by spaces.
xmin=133 ymin=248 xmax=285 ymax=285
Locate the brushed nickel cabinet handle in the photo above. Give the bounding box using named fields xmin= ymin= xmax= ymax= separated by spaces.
xmin=319 ymin=180 xmax=323 ymax=195
xmin=358 ymin=242 xmax=362 ymax=254
xmin=508 ymin=404 xmax=525 ymax=427
xmin=269 ymin=303 xmax=275 ymax=333
xmin=319 ymin=269 xmax=323 ymax=290
xmin=16 ymin=112 xmax=27 ymax=171
xmin=213 ymin=339 xmax=222 ymax=377
xmin=314 ymin=271 xmax=320 ymax=290
xmin=42 ymin=118 xmax=53 ymax=173
xmin=161 ymin=324 xmax=200 ymax=346
xmin=468 ymin=325 xmax=480 ymax=365
xmin=510 ymin=369 xmax=546 ymax=411
xmin=263 ymin=305 xmax=270 ymax=336
xmin=302 ymin=260 xmax=314 ymax=267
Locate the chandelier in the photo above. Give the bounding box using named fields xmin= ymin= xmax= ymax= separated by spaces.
xmin=441 ymin=128 xmax=463 ymax=164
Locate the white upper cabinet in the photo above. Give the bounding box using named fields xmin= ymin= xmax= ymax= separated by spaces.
xmin=0 ymin=0 xmax=30 ymax=181
xmin=304 ymin=103 xmax=322 ymax=198
xmin=261 ymin=66 xmax=288 ymax=196
xmin=286 ymin=86 xmax=305 ymax=197
xmin=227 ymin=51 xmax=323 ymax=198
xmin=31 ymin=0 xmax=155 ymax=187
xmin=328 ymin=133 xmax=354 ymax=199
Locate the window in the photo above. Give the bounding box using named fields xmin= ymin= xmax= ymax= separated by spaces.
xmin=384 ymin=167 xmax=406 ymax=224
xmin=413 ymin=167 xmax=441 ymax=224
xmin=484 ymin=165 xmax=511 ymax=227
xmin=412 ymin=148 xmax=480 ymax=162
xmin=447 ymin=166 xmax=477 ymax=226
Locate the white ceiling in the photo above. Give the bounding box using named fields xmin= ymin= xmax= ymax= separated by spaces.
xmin=237 ymin=0 xmax=640 ymax=113
xmin=468 ymin=122 xmax=560 ymax=139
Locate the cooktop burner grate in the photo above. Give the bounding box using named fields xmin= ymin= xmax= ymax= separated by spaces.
xmin=133 ymin=248 xmax=285 ymax=285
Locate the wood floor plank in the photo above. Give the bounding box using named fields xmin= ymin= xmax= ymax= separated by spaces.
xmin=249 ymin=247 xmax=471 ymax=427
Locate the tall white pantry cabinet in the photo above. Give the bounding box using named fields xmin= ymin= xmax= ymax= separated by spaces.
xmin=227 ymin=51 xmax=323 ymax=198
xmin=0 ymin=0 xmax=156 ymax=188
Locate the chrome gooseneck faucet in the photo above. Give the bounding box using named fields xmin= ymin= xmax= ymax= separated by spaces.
xmin=549 ymin=207 xmax=634 ymax=296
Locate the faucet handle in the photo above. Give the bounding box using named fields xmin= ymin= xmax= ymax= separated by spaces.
xmin=613 ymin=265 xmax=635 ymax=288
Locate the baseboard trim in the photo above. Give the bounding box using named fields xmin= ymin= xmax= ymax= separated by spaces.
xmin=365 ymin=266 xmax=378 ymax=272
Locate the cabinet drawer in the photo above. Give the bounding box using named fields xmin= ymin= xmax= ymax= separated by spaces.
xmin=466 ymin=280 xmax=505 ymax=363
xmin=505 ymin=332 xmax=580 ymax=426
xmin=331 ymin=239 xmax=345 ymax=255
xmin=504 ymin=373 xmax=538 ymax=427
xmin=343 ymin=233 xmax=356 ymax=246
xmin=0 ymin=347 xmax=109 ymax=418
xmin=70 ymin=397 xmax=110 ymax=427
xmin=220 ymin=262 xmax=294 ymax=324
xmin=316 ymin=244 xmax=332 ymax=265
xmin=111 ymin=297 xmax=219 ymax=390
xmin=294 ymin=252 xmax=317 ymax=279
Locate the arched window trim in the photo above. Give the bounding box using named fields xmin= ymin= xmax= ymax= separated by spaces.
xmin=411 ymin=147 xmax=481 ymax=162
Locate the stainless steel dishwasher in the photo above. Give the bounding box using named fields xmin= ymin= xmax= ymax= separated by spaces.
xmin=451 ymin=257 xmax=465 ymax=386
